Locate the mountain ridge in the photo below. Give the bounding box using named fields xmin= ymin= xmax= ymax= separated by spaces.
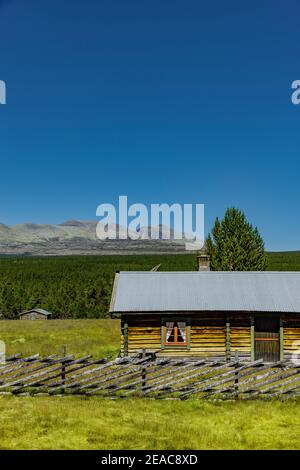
xmin=0 ymin=220 xmax=196 ymax=256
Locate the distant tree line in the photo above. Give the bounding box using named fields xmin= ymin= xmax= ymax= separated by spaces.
xmin=0 ymin=259 xmax=112 ymax=319
xmin=0 ymin=254 xmax=195 ymax=319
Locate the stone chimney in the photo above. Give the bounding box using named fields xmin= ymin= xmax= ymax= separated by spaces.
xmin=197 ymin=254 xmax=210 ymax=271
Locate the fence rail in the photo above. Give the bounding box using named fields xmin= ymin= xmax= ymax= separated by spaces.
xmin=1 ymin=353 xmax=300 ymax=399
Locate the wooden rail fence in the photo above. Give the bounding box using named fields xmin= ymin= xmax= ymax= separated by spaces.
xmin=1 ymin=352 xmax=300 ymax=399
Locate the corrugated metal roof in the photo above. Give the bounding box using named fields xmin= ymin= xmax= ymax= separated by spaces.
xmin=20 ymin=308 xmax=52 ymax=316
xmin=110 ymin=271 xmax=300 ymax=314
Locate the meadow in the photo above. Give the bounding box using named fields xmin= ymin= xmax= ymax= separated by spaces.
xmin=0 ymin=319 xmax=120 ymax=358
xmin=0 ymin=397 xmax=299 ymax=450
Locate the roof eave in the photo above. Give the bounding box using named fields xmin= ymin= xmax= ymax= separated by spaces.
xmin=112 ymin=309 xmax=300 ymax=315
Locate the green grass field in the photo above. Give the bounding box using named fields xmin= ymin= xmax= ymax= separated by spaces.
xmin=0 ymin=319 xmax=120 ymax=358
xmin=0 ymin=397 xmax=299 ymax=450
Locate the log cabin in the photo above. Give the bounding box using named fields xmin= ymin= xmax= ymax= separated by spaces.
xmin=19 ymin=308 xmax=52 ymax=320
xmin=110 ymin=270 xmax=300 ymax=362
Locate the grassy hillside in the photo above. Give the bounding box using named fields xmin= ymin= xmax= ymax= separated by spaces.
xmin=0 ymin=319 xmax=120 ymax=358
xmin=0 ymin=252 xmax=298 ymax=319
xmin=0 ymin=397 xmax=299 ymax=450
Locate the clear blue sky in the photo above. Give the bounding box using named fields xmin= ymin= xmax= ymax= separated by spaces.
xmin=0 ymin=0 xmax=299 ymax=251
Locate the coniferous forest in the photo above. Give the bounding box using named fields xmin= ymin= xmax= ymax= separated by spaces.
xmin=0 ymin=252 xmax=299 ymax=319
xmin=0 ymin=255 xmax=195 ymax=319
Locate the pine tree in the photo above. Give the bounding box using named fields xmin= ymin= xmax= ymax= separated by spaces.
xmin=206 ymin=208 xmax=268 ymax=271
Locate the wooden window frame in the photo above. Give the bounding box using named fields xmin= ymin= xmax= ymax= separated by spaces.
xmin=164 ymin=323 xmax=188 ymax=346
xmin=161 ymin=317 xmax=191 ymax=349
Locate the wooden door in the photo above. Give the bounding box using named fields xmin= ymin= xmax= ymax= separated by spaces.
xmin=255 ymin=317 xmax=280 ymax=362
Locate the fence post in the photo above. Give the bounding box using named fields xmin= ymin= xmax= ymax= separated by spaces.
xmin=250 ymin=315 xmax=255 ymax=361
xmin=61 ymin=345 xmax=67 ymax=395
xmin=141 ymin=348 xmax=147 ymax=393
xmin=234 ymin=350 xmax=239 ymax=399
xmin=124 ymin=320 xmax=129 ymax=357
xmin=279 ymin=316 xmax=284 ymax=362
xmin=226 ymin=316 xmax=231 ymax=361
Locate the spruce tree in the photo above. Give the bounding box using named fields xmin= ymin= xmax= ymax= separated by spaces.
xmin=206 ymin=208 xmax=268 ymax=271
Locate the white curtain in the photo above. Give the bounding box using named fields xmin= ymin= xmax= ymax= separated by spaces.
xmin=166 ymin=322 xmax=174 ymax=342
xmin=177 ymin=322 xmax=186 ymax=342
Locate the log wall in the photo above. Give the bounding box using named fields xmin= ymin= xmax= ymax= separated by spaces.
xmin=189 ymin=314 xmax=226 ymax=358
xmin=121 ymin=313 xmax=300 ymax=360
xmin=20 ymin=312 xmax=49 ymax=320
xmin=282 ymin=315 xmax=300 ymax=361
xmin=230 ymin=314 xmax=251 ymax=361
xmin=121 ymin=313 xmax=227 ymax=358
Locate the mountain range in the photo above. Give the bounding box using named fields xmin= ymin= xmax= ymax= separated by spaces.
xmin=0 ymin=220 xmax=195 ymax=256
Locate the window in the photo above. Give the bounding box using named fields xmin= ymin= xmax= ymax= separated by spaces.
xmin=164 ymin=320 xmax=188 ymax=346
